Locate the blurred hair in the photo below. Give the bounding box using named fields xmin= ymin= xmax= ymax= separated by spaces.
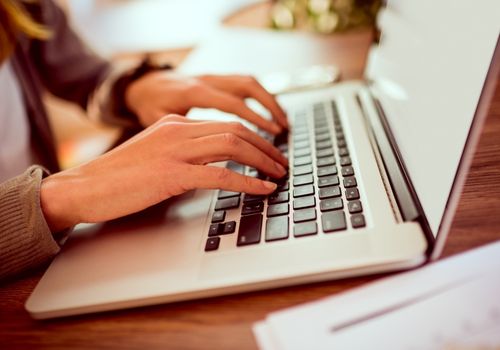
xmin=0 ymin=0 xmax=51 ymax=62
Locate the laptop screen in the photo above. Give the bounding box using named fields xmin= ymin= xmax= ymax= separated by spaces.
xmin=366 ymin=0 xmax=499 ymax=237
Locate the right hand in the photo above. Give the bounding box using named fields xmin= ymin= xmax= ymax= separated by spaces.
xmin=40 ymin=115 xmax=288 ymax=232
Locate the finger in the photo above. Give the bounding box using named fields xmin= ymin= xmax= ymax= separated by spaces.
xmin=190 ymin=86 xmax=283 ymax=135
xmin=182 ymin=133 xmax=287 ymax=179
xmin=242 ymin=80 xmax=289 ymax=129
xmin=156 ymin=114 xmax=203 ymax=123
xmin=186 ymin=165 xmax=277 ymax=195
xmin=181 ymin=121 xmax=288 ymax=167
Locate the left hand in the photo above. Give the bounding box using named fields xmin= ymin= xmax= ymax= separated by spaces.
xmin=124 ymin=71 xmax=288 ymax=134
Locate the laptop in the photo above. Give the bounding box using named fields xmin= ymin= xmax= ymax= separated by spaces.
xmin=26 ymin=0 xmax=500 ymax=319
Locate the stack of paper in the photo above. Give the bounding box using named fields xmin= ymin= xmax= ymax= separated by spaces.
xmin=254 ymin=241 xmax=500 ymax=350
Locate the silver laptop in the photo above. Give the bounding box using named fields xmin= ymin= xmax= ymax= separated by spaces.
xmin=26 ymin=0 xmax=500 ymax=319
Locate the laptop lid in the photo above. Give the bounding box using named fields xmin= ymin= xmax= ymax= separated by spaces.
xmin=365 ymin=0 xmax=500 ymax=258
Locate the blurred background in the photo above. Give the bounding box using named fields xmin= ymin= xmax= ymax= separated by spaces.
xmin=49 ymin=0 xmax=379 ymax=169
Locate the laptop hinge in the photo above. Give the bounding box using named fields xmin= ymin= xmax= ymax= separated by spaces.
xmin=355 ymin=91 xmax=435 ymax=248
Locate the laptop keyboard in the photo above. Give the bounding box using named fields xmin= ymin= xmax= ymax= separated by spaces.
xmin=205 ymin=101 xmax=366 ymax=252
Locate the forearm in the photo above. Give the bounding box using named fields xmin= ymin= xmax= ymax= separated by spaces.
xmin=0 ymin=166 xmax=62 ymax=281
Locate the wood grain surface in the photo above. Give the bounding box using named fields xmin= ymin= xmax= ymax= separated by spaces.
xmin=1 ymin=3 xmax=499 ymax=350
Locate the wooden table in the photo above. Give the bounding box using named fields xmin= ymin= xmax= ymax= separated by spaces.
xmin=2 ymin=4 xmax=500 ymax=350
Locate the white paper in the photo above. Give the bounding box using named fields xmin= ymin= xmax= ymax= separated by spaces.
xmin=254 ymin=241 xmax=500 ymax=350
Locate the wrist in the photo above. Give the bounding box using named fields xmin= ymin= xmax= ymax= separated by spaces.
xmin=40 ymin=172 xmax=80 ymax=233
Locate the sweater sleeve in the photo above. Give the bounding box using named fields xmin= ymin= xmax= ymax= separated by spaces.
xmin=0 ymin=166 xmax=61 ymax=281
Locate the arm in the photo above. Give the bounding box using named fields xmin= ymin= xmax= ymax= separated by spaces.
xmin=0 ymin=167 xmax=60 ymax=280
xmin=26 ymin=0 xmax=288 ymax=133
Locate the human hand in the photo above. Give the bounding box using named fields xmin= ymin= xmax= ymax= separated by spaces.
xmin=125 ymin=72 xmax=288 ymax=134
xmin=40 ymin=115 xmax=288 ymax=232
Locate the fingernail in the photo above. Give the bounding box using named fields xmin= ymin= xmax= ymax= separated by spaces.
xmin=263 ymin=181 xmax=277 ymax=191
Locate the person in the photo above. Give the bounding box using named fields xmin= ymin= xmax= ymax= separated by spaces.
xmin=0 ymin=0 xmax=289 ymax=280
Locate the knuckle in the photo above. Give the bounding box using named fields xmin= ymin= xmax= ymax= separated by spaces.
xmin=243 ymin=175 xmax=256 ymax=189
xmin=158 ymin=121 xmax=183 ymax=136
xmin=216 ymin=167 xmax=232 ymax=182
xmin=161 ymin=114 xmax=183 ymax=123
xmin=221 ymin=132 xmax=240 ymax=147
xmin=230 ymin=121 xmax=247 ymax=134
xmin=243 ymin=75 xmax=257 ymax=84
xmin=186 ymin=81 xmax=205 ymax=95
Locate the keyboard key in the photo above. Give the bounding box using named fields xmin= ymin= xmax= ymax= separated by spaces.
xmin=348 ymin=200 xmax=363 ymax=214
xmin=294 ymin=140 xmax=310 ymax=150
xmin=321 ymin=211 xmax=347 ymax=233
xmin=294 ymin=222 xmax=318 ymax=237
xmin=317 ymin=165 xmax=337 ymax=177
xmin=338 ymin=147 xmax=349 ymax=156
xmin=319 ymin=186 xmax=341 ymax=199
xmin=215 ymin=197 xmax=240 ymax=210
xmin=294 ymin=164 xmax=313 ymax=176
xmin=276 ymin=181 xmax=289 ymax=191
xmin=345 ymin=188 xmax=360 ymax=200
xmin=293 ymin=174 xmax=314 ymax=186
xmin=223 ymin=221 xmax=237 ymax=234
xmin=337 ymin=139 xmax=347 ymax=147
xmin=237 ymin=214 xmax=263 ymax=246
xmin=293 ymin=126 xmax=308 ymax=136
xmin=267 ymin=203 xmax=289 ymax=217
xmin=343 ymin=176 xmax=357 ymax=188
xmin=241 ymin=201 xmax=264 ymax=215
xmin=317 ymin=156 xmax=336 ymax=166
xmin=293 ymin=133 xmax=309 ymax=142
xmin=293 ymin=195 xmax=316 ymax=209
xmin=341 ymin=166 xmax=355 ymax=176
xmin=294 ymin=148 xmax=310 ymax=157
xmin=268 ymin=191 xmax=289 ymax=204
xmin=243 ymin=193 xmax=265 ymax=203
xmin=351 ymin=214 xmax=366 ymax=228
xmin=318 ymin=175 xmax=339 ymax=188
xmin=294 ymin=155 xmax=312 ymax=166
xmin=205 ymin=237 xmax=220 ymax=251
xmin=316 ymin=148 xmax=334 ymax=158
xmin=340 ymin=156 xmax=351 ymax=166
xmin=336 ymin=131 xmax=345 ymax=140
xmin=211 ymin=211 xmax=226 ymax=223
xmin=293 ymin=208 xmax=317 ymax=223
xmin=208 ymin=223 xmax=222 ymax=236
xmin=314 ymin=129 xmax=331 ymax=136
xmin=314 ymin=124 xmax=329 ymax=133
xmin=315 ymin=133 xmax=331 ymax=142
xmin=218 ymin=190 xmax=240 ymax=199
xmin=315 ymin=140 xmax=332 ymax=150
xmin=293 ymin=184 xmax=315 ymax=197
xmin=265 ymin=216 xmax=289 ymax=241
xmin=320 ymin=198 xmax=343 ymax=212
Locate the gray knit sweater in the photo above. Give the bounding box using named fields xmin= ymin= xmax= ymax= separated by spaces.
xmin=0 ymin=166 xmax=60 ymax=280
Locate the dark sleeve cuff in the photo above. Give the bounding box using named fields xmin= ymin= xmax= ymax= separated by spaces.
xmin=110 ymin=58 xmax=173 ymax=127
